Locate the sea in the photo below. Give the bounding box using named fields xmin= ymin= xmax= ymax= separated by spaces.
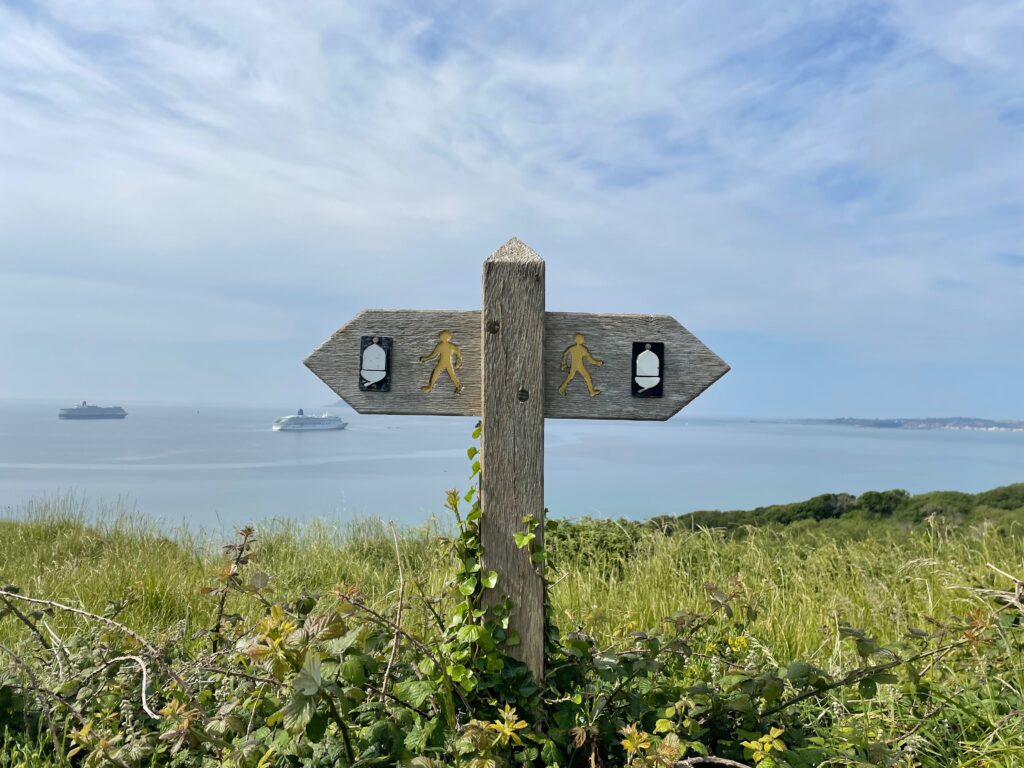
xmin=1 ymin=401 xmax=1022 ymax=533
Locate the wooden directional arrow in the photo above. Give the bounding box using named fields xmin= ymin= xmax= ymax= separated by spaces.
xmin=303 ymin=237 xmax=729 ymax=681
xmin=305 ymin=312 xmax=726 ymax=420
xmin=305 ymin=310 xmax=481 ymax=417
xmin=544 ymin=312 xmax=728 ymax=420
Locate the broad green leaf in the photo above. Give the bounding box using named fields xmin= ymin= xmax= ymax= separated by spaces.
xmin=855 ymin=638 xmax=878 ymax=658
xmin=457 ymin=624 xmax=485 ymax=643
xmin=341 ymin=655 xmax=366 ymax=686
xmin=786 ymin=662 xmax=812 ymax=682
xmin=294 ymin=652 xmax=322 ymax=696
xmin=280 ymin=694 xmax=316 ymax=734
xmin=305 ymin=711 xmax=329 ymax=743
xmin=446 ymin=663 xmax=469 ymax=682
xmin=394 ymin=679 xmax=436 ymax=707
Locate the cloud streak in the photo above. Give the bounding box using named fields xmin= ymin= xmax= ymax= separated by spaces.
xmin=1 ymin=0 xmax=1021 ymax=411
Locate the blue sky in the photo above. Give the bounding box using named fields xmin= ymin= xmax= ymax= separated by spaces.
xmin=1 ymin=0 xmax=1022 ymax=417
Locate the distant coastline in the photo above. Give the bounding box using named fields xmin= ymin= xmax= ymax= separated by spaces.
xmin=790 ymin=417 xmax=1024 ymax=433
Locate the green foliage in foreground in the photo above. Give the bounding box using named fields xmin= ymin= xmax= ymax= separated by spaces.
xmin=0 ymin=478 xmax=1022 ymax=767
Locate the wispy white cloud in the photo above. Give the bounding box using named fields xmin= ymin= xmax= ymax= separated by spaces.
xmin=0 ymin=0 xmax=1021 ymax=407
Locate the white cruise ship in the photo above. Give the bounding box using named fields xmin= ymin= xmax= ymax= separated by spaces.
xmin=272 ymin=409 xmax=347 ymax=432
xmin=59 ymin=401 xmax=127 ymax=420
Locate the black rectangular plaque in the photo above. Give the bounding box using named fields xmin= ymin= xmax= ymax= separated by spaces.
xmin=359 ymin=335 xmax=392 ymax=392
xmin=631 ymin=341 xmax=664 ymax=398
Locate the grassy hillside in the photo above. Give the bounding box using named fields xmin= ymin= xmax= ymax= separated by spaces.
xmin=1 ymin=487 xmax=1022 ymax=766
xmin=2 ymin=486 xmax=1022 ymax=654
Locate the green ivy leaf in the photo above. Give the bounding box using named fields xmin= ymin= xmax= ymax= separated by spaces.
xmin=514 ymin=532 xmax=535 ymax=549
xmin=459 ymin=576 xmax=478 ymax=596
xmin=481 ymin=570 xmax=498 ymax=589
xmin=457 ymin=624 xmax=484 ymax=643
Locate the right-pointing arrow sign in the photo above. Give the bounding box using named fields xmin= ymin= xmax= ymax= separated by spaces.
xmin=544 ymin=312 xmax=729 ymax=420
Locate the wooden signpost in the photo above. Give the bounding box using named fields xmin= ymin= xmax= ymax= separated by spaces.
xmin=305 ymin=238 xmax=729 ymax=679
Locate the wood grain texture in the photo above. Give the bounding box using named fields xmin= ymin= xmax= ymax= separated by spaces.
xmin=480 ymin=238 xmax=546 ymax=681
xmin=304 ymin=310 xmax=481 ymax=416
xmin=544 ymin=312 xmax=729 ymax=420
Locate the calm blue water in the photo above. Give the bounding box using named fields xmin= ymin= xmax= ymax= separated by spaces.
xmin=0 ymin=401 xmax=1021 ymax=531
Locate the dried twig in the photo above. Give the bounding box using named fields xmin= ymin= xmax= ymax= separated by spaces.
xmin=211 ymin=527 xmax=255 ymax=651
xmin=0 ymin=588 xmax=202 ymax=718
xmin=987 ymin=563 xmax=1023 ymax=611
xmin=889 ymin=687 xmax=965 ymax=744
xmin=0 ymin=592 xmax=52 ymax=650
xmin=246 ymin=682 xmax=267 ymax=739
xmin=675 ymin=758 xmax=753 ymax=767
xmin=96 ymin=655 xmax=162 ymax=720
xmin=40 ymin=618 xmax=71 ymax=676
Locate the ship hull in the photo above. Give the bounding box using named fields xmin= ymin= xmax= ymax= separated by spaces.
xmin=59 ymin=411 xmax=127 ymax=420
xmin=272 ymin=421 xmax=347 ymax=431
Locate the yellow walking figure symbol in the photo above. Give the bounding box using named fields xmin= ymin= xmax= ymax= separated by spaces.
xmin=420 ymin=330 xmax=463 ymax=393
xmin=559 ymin=333 xmax=603 ymax=397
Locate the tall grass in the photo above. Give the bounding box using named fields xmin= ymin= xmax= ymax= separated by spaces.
xmin=550 ymin=519 xmax=1022 ymax=661
xmin=1 ymin=495 xmax=1023 ymax=766
xmin=2 ymin=496 xmax=1021 ymax=670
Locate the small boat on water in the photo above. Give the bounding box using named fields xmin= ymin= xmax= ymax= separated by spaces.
xmin=272 ymin=409 xmax=347 ymax=432
xmin=59 ymin=401 xmax=127 ymax=420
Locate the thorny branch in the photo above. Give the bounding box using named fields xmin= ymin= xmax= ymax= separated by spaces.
xmin=0 ymin=588 xmax=204 ymax=721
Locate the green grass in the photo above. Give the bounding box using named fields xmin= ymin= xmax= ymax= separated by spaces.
xmin=1 ymin=488 xmax=1023 ymax=765
xmin=0 ymin=496 xmax=453 ymax=645
xmin=2 ymin=490 xmax=1022 ymax=664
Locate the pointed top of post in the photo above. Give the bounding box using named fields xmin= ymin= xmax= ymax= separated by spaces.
xmin=487 ymin=237 xmax=543 ymax=264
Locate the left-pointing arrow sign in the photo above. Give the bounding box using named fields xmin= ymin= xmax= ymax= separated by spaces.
xmin=304 ymin=310 xmax=482 ymax=416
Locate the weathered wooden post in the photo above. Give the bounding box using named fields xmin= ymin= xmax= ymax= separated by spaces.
xmin=480 ymin=240 xmax=546 ymax=677
xmin=304 ymin=237 xmax=728 ymax=681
